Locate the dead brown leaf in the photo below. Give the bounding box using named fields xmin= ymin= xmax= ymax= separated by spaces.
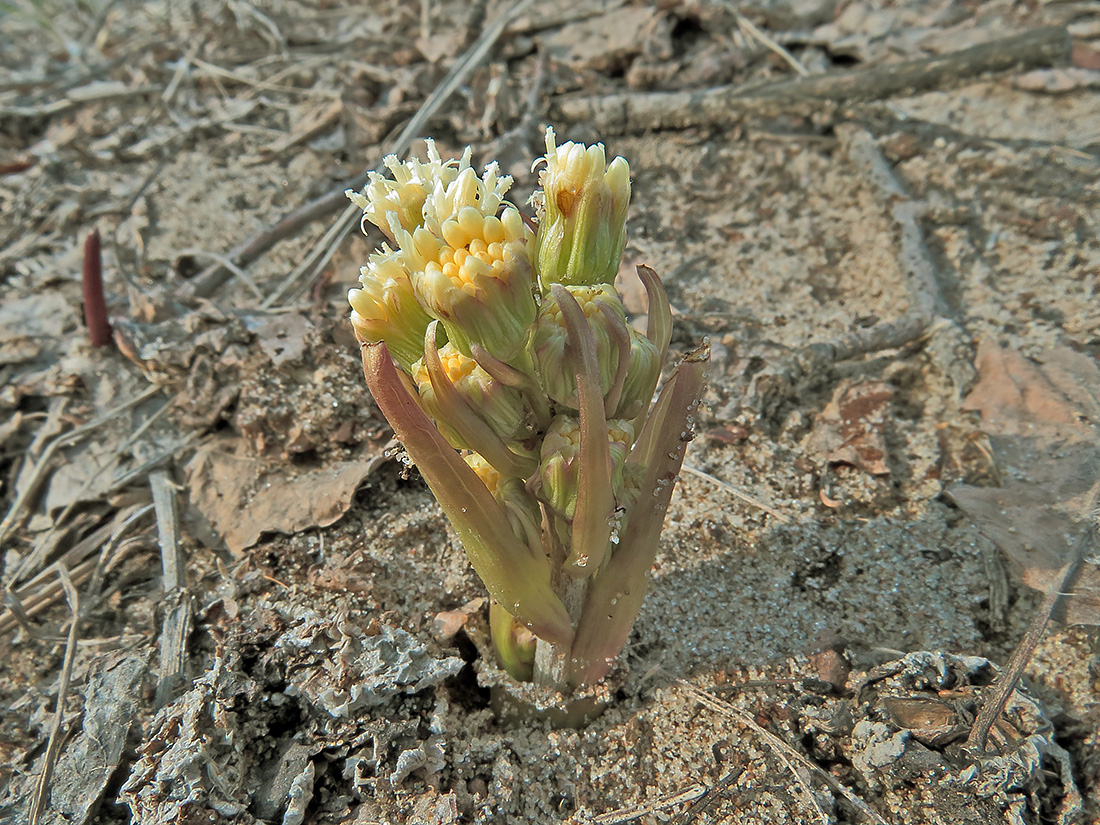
xmin=948 ymin=340 xmax=1100 ymax=625
xmin=960 ymin=339 xmax=1094 ymax=437
xmin=185 ymin=439 xmax=386 ymax=554
xmin=40 ymin=439 xmax=127 ymax=516
xmin=808 ymin=380 xmax=894 ymax=476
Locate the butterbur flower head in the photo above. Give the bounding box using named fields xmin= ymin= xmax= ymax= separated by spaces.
xmin=411 ymin=342 xmax=527 ymax=445
xmin=348 ymin=136 xmax=709 ymax=694
xmin=537 ymin=414 xmax=634 ymax=521
xmin=532 ymin=283 xmax=626 ymax=409
xmin=400 ymin=188 xmax=538 ymax=363
xmin=534 ymin=127 xmax=631 ymax=290
xmin=349 ymin=247 xmax=433 ymax=373
xmin=347 ymin=141 xmax=470 ymax=240
xmin=422 ymin=162 xmax=513 ymax=228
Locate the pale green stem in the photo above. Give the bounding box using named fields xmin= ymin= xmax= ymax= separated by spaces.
xmin=532 ymin=513 xmax=588 ymax=689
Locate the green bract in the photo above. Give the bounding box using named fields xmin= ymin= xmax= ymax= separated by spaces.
xmin=347 ymin=130 xmax=708 ymax=693
xmin=534 ymin=127 xmax=631 ymax=289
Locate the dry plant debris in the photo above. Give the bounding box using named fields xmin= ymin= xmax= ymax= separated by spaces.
xmin=950 ymin=340 xmax=1100 ymax=626
xmin=807 ymin=380 xmax=895 ymax=477
xmin=1 ymin=0 xmax=1099 ymax=822
xmin=947 ymin=340 xmax=1100 ymax=754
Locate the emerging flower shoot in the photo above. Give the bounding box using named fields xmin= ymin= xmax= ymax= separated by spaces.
xmin=348 ymin=131 xmax=707 ymax=693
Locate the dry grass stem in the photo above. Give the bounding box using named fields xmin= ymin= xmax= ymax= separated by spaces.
xmin=592 ymin=784 xmax=708 ymax=824
xmin=680 ymin=464 xmax=790 ymax=523
xmin=28 ymin=564 xmax=80 ymax=825
xmin=0 ymin=386 xmax=161 ymax=558
xmin=0 ymin=505 xmax=154 ymax=638
xmin=731 ymin=9 xmax=810 ymax=77
xmin=680 ymin=681 xmax=888 ymax=825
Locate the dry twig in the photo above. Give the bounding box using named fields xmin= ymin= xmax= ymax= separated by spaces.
xmin=967 ymin=523 xmax=1097 ymax=752
xmin=747 ymin=311 xmax=933 ymax=415
xmin=670 ymin=764 xmax=748 ymax=825
xmin=179 ymin=0 xmax=533 ymax=306
xmin=0 ymin=81 xmax=163 ymax=119
xmin=835 ymin=123 xmax=948 ymax=319
xmin=552 ymin=26 xmax=1071 ymax=135
xmin=152 ymin=471 xmax=193 ymax=708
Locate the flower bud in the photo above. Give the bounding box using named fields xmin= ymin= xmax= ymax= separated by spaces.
xmin=532 ymin=284 xmax=627 ymax=409
xmin=411 ymin=342 xmax=527 ymax=446
xmin=534 ymin=127 xmax=631 ymax=289
xmin=490 ymin=599 xmax=537 ymax=682
xmin=348 ymin=247 xmax=433 ymax=373
xmin=537 ymin=415 xmax=634 ymax=521
xmin=613 ymin=327 xmax=662 ymax=420
xmin=465 ymin=451 xmax=542 ymax=551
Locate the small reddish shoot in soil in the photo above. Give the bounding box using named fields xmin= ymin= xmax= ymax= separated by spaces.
xmin=82 ymin=228 xmax=112 ymax=348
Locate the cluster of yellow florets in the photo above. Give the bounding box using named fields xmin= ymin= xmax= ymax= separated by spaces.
xmin=412 ymin=206 xmax=530 ymax=298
